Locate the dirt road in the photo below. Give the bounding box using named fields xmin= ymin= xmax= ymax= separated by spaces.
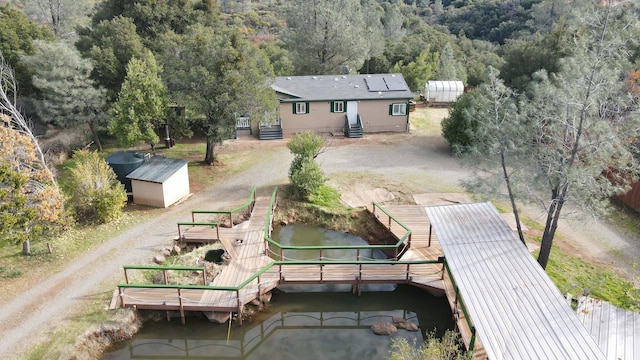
xmin=0 ymin=126 xmax=637 ymax=359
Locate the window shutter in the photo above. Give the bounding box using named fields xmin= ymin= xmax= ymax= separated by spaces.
xmin=330 ymin=101 xmax=334 ymax=113
xmin=292 ymin=103 xmax=296 ymax=114
xmin=306 ymin=102 xmax=310 ymax=114
xmin=343 ymin=101 xmax=347 ymax=111
xmin=389 ymin=104 xmax=393 ymax=115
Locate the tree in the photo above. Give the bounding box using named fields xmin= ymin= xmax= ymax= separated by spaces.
xmin=391 ymin=47 xmax=439 ymax=92
xmin=21 ymin=40 xmax=108 ymax=151
xmin=453 ymin=2 xmax=640 ymax=269
xmin=15 ymin=0 xmax=94 ymax=37
xmin=0 ymin=3 xmax=55 ymax=96
xmin=76 ymin=16 xmax=148 ymax=101
xmin=284 ymin=0 xmax=379 ymax=74
xmin=109 ymin=52 xmax=168 ymax=153
xmin=0 ymin=56 xmax=64 ymax=253
xmin=458 ymin=67 xmax=527 ymax=244
xmin=67 ymin=150 xmax=127 ymax=223
xmin=287 ymin=132 xmax=327 ymax=199
xmin=435 ymin=42 xmax=467 ymax=82
xmin=159 ymin=25 xmax=278 ymax=164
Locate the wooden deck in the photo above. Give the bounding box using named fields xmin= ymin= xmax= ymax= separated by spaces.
xmin=116 ymin=200 xmax=454 ymax=328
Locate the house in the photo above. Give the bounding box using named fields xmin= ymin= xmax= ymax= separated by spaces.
xmin=424 ymin=80 xmax=464 ymax=106
xmin=256 ymin=73 xmax=413 ymax=140
xmin=126 ymin=156 xmax=190 ymax=208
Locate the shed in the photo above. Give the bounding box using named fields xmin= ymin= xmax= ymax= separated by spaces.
xmin=126 ymin=156 xmax=190 ymax=208
xmin=425 ymin=80 xmax=464 ymax=104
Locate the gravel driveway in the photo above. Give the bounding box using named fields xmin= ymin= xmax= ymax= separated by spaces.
xmin=0 ymin=129 xmax=637 ymax=359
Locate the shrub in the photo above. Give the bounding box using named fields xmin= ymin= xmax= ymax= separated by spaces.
xmin=388 ymin=329 xmax=470 ymax=360
xmin=287 ymin=132 xmax=327 ymax=200
xmin=67 ymin=150 xmax=127 ymax=223
xmin=441 ymin=90 xmax=479 ymax=155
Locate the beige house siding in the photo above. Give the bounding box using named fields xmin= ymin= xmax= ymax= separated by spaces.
xmin=131 ymin=180 xmax=165 ymax=207
xmin=130 ymin=164 xmax=190 ymax=208
xmin=279 ymin=99 xmax=409 ymax=135
xmin=161 ymin=165 xmax=190 ymax=207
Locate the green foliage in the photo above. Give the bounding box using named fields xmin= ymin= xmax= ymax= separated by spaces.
xmin=17 ymin=0 xmax=94 ymax=37
xmin=22 ymin=40 xmax=107 ymax=149
xmin=391 ymin=47 xmax=439 ymax=92
xmin=108 ymin=52 xmax=168 ymax=152
xmin=286 ymin=131 xmax=324 ymax=158
xmin=287 ymin=132 xmax=327 ymax=199
xmin=441 ymin=90 xmax=480 ymax=155
xmin=387 ymin=330 xmax=470 ymax=360
xmin=0 ymin=3 xmax=55 ymax=96
xmin=308 ymin=185 xmax=342 ymax=209
xmin=436 ymin=42 xmax=467 ymax=82
xmin=285 ymin=0 xmax=382 ymax=74
xmin=0 ymin=162 xmax=38 ymax=247
xmin=66 ymin=150 xmax=127 ymax=223
xmin=289 ymin=157 xmax=327 ymax=200
xmin=76 ymin=16 xmax=148 ymax=101
xmin=159 ymin=24 xmax=278 ymax=164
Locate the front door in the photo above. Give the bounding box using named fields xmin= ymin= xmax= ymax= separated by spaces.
xmin=347 ymin=101 xmax=358 ymax=125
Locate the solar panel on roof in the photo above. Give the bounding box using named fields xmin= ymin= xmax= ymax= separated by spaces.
xmin=384 ymin=76 xmax=408 ymax=91
xmin=365 ymin=77 xmax=388 ymax=92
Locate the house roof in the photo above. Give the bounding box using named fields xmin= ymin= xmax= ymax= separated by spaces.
xmin=272 ymin=73 xmax=413 ymax=102
xmin=126 ymin=156 xmax=188 ymax=183
xmin=425 ymin=202 xmax=606 ymax=360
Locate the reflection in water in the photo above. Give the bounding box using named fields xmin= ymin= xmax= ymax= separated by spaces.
xmin=103 ymin=287 xmax=454 ymax=360
xmin=103 ymin=226 xmax=454 ymax=359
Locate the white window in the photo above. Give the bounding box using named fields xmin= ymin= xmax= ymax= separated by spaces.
xmin=333 ymin=101 xmax=344 ymax=113
xmin=295 ymin=102 xmax=307 ymax=114
xmin=391 ymin=103 xmax=407 ymax=116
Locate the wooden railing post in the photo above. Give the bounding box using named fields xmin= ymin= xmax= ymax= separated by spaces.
xmin=203 ymin=270 xmax=207 ymax=285
xmin=178 ymin=289 xmax=185 ymax=325
xmin=229 ymin=212 xmax=234 ymax=228
xmin=406 ymin=264 xmax=410 ymax=282
xmin=428 ymin=224 xmax=432 ymax=247
xmin=124 ymin=269 xmax=130 ymax=284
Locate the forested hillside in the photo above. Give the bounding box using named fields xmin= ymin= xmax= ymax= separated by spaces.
xmin=1 ymin=0 xmax=639 ymax=253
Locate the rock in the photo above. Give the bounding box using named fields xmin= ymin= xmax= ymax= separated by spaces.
xmin=250 ymin=299 xmax=261 ymax=306
xmin=153 ymin=254 xmax=166 ymax=264
xmin=280 ymin=220 xmax=288 ymax=226
xmin=392 ymin=317 xmax=419 ymax=332
xmin=260 ymin=292 xmax=272 ymax=303
xmin=171 ymin=245 xmax=181 ymax=255
xmin=370 ymin=322 xmax=397 ymax=336
xmin=161 ymin=248 xmax=171 ymax=257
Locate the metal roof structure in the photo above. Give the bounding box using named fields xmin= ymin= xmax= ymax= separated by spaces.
xmin=577 ymin=296 xmax=640 ymax=359
xmin=126 ymin=156 xmax=188 ymax=183
xmin=271 ymin=73 xmax=413 ymax=102
xmin=424 ymin=202 xmax=605 ymax=360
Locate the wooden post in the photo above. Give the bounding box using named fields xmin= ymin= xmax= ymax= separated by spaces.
xmin=119 ymin=288 xmax=126 ymax=307
xmin=163 ymin=270 xmax=168 ymax=284
xmin=237 ymin=292 xmax=243 ymax=326
xmin=428 ymin=224 xmax=432 ymax=247
xmin=216 ymin=225 xmax=220 ymax=240
xmin=229 ymin=212 xmax=234 ymax=228
xmin=124 ymin=269 xmax=130 ymax=284
xmin=178 ymin=224 xmax=182 ymax=240
xmin=203 ymin=270 xmax=207 ymax=285
xmin=192 ymin=212 xmax=195 ymax=222
xmin=178 ymin=289 xmax=185 ymax=325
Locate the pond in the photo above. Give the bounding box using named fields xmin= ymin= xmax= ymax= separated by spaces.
xmin=102 ymin=225 xmax=454 ymax=359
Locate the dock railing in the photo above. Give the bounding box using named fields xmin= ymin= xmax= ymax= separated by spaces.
xmin=262 ymin=191 xmax=412 ymax=261
xmin=190 ymin=187 xmax=256 ymax=228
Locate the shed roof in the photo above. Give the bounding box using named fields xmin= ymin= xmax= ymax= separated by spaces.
xmin=272 ymin=73 xmax=413 ymax=102
xmin=425 ymin=202 xmax=605 ymax=360
xmin=126 ymin=156 xmax=188 ymax=183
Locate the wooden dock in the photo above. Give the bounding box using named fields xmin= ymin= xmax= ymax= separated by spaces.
xmin=116 ymin=198 xmax=455 ymax=329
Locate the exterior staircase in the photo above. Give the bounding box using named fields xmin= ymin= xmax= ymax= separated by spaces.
xmin=259 ymin=127 xmax=283 ymax=140
xmin=345 ymin=115 xmax=363 ymax=138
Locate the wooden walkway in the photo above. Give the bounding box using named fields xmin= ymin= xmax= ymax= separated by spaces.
xmin=116 ymin=201 xmax=450 ymax=325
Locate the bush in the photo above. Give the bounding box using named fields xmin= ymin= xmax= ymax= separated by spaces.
xmin=67 ymin=150 xmax=127 ymax=223
xmin=441 ymin=90 xmax=479 ymax=155
xmin=287 ymin=132 xmax=327 ymax=200
xmin=388 ymin=329 xmax=470 ymax=360
xmin=289 ymin=157 xmax=326 ymax=199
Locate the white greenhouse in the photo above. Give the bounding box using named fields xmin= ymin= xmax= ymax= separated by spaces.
xmin=425 ymin=80 xmax=464 ymax=104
